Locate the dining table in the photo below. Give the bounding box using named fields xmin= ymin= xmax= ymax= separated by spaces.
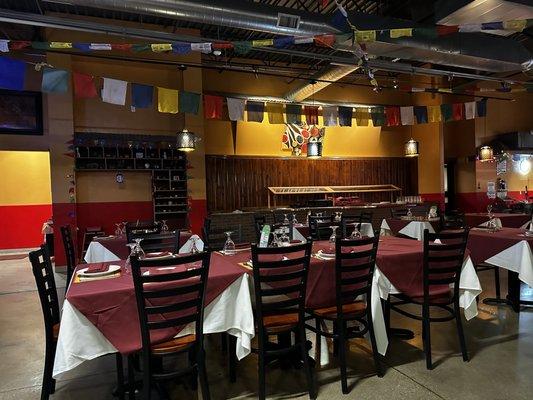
xmin=464 ymin=213 xmax=530 ymax=229
xmin=292 ymin=222 xmax=374 ymax=241
xmin=380 ymin=217 xmax=441 ymax=240
xmin=53 ymin=236 xmax=481 ymax=378
xmin=467 ymin=227 xmax=533 ymax=312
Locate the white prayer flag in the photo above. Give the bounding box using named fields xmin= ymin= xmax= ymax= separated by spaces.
xmin=0 ymin=40 xmax=9 ymax=53
xmin=464 ymin=101 xmax=476 ymax=119
xmin=459 ymin=24 xmax=482 ymax=33
xmin=294 ymin=37 xmax=314 ymax=44
xmin=227 ymin=97 xmax=246 ymax=121
xmin=322 ymin=106 xmax=338 ymax=126
xmin=90 ymin=43 xmax=112 ymax=50
xmin=400 ymin=106 xmax=414 ymax=125
xmin=102 ymin=78 xmax=128 ymax=106
xmin=191 ymin=42 xmax=212 ymax=53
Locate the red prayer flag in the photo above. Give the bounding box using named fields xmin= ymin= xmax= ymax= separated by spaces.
xmin=73 ymin=72 xmax=97 ymax=98
xmin=314 ymin=34 xmax=336 ymax=47
xmin=436 ymin=25 xmax=459 ymax=36
xmin=385 ymin=106 xmax=400 ymax=126
xmin=203 ymin=95 xmax=224 ymax=119
xmin=304 ymin=106 xmax=319 ymax=125
xmin=9 ymin=41 xmax=31 ymax=50
xmin=452 ymin=103 xmax=464 ymax=121
xmin=111 ymin=43 xmax=133 ymax=51
xmin=212 ymin=42 xmax=233 ymax=50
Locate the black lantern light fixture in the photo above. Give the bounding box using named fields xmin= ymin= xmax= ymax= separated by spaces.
xmin=404 ymin=138 xmax=419 ymax=157
xmin=478 ymin=145 xmax=494 ymax=162
xmin=176 ymin=129 xmax=196 ymax=152
xmin=307 ymin=138 xmax=322 ymax=158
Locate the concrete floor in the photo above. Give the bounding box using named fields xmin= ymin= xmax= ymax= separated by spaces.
xmin=1 ymin=256 xmax=532 ymax=400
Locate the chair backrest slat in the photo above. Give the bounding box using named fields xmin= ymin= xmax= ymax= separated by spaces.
xmin=137 ymin=231 xmax=181 ymax=254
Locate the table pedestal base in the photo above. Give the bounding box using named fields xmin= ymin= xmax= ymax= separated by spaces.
xmin=483 ymin=270 xmax=533 ymax=313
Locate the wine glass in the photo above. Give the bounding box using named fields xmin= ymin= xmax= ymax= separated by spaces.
xmin=223 ymin=231 xmax=236 ymax=255
xmin=329 ymin=226 xmax=339 ymax=243
xmin=283 ymin=213 xmax=290 ymax=224
xmin=190 ymin=236 xmax=199 ymax=254
xmin=487 ymin=204 xmax=493 ymax=219
xmin=280 ymin=230 xmax=290 ymax=247
xmin=349 ymin=224 xmax=362 ymax=239
xmin=132 ymin=238 xmax=145 ymax=259
xmin=334 ymin=211 xmax=342 ymax=222
xmin=406 ymin=208 xmax=413 ymax=218
xmin=121 ymin=221 xmax=127 ymax=235
xmin=161 ymin=220 xmax=169 ymax=233
xmin=291 ymin=213 xmax=298 ymax=225
xmin=271 ymin=231 xmax=281 ymax=247
xmin=114 ymin=223 xmax=122 ymax=236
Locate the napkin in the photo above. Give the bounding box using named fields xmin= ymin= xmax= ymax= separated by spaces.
xmin=145 ymin=251 xmax=173 ymax=258
xmin=87 ymin=263 xmax=109 ymax=273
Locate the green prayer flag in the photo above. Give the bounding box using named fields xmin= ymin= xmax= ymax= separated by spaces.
xmin=179 ymin=91 xmax=201 ymax=114
xmin=31 ymin=41 xmax=50 ymax=50
xmin=371 ymin=106 xmax=386 ymax=127
xmin=233 ymin=41 xmax=253 ymax=55
xmin=440 ymin=103 xmax=453 ymax=122
xmin=131 ymin=44 xmax=150 ymax=53
xmin=413 ymin=27 xmax=438 ymax=39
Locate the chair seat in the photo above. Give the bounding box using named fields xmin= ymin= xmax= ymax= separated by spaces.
xmin=53 ymin=323 xmax=60 ymax=340
xmin=262 ymin=313 xmax=299 ymax=333
xmin=151 ymin=334 xmax=196 ymax=355
xmin=312 ymin=301 xmax=366 ymax=318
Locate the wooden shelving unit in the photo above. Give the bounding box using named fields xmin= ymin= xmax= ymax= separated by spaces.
xmin=74 ymin=133 xmax=189 ymax=229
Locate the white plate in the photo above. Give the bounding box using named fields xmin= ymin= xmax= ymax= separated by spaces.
xmin=77 ymin=264 xmax=121 ymax=277
xmin=317 ymin=250 xmax=335 ymax=258
xmin=144 ymin=252 xmax=175 ymax=260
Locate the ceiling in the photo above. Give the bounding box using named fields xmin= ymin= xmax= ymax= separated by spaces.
xmin=0 ymin=0 xmax=532 ymax=88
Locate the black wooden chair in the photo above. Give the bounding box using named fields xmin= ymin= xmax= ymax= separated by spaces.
xmin=130 ymin=251 xmax=211 ymax=400
xmin=390 ymin=208 xmax=409 ymax=218
xmin=60 ymin=225 xmax=77 ymax=290
xmin=137 ymin=231 xmax=182 ymax=254
xmin=29 ymin=245 xmax=61 ymax=400
xmin=360 ymin=211 xmax=373 ymax=224
xmin=307 ymin=236 xmax=382 ymax=393
xmin=201 ymin=217 xmax=242 ymax=251
xmin=272 ymin=209 xmax=293 ymax=223
xmin=254 ymin=214 xmax=267 ymax=241
xmin=440 ymin=211 xmax=466 ymax=230
xmin=251 ymin=242 xmax=316 ymax=400
xmin=385 ymin=228 xmax=470 ymax=370
xmin=125 ymin=221 xmax=161 ymax=243
xmin=308 ymin=215 xmax=335 ymax=240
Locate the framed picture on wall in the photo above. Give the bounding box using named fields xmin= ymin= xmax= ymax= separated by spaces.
xmin=0 ymin=89 xmax=43 ymax=135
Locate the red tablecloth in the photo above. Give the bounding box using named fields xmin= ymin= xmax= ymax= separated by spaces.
xmin=67 ymin=255 xmax=243 ymax=355
xmin=467 ymin=227 xmax=533 ymax=265
xmin=384 ymin=218 xmax=440 ymax=235
xmin=464 ymin=213 xmax=530 ymax=229
xmin=93 ymin=231 xmax=192 ymax=259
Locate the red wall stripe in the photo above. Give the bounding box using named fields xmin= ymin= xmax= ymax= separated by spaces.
xmin=0 ymin=204 xmax=52 ymax=250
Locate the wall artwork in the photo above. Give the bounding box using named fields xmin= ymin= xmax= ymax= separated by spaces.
xmin=282 ymin=123 xmax=325 ymax=156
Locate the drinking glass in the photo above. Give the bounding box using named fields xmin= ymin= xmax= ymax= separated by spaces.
xmin=280 ymin=231 xmax=290 ymax=247
xmin=161 ymin=220 xmax=169 ymax=233
xmin=329 ymin=226 xmax=339 ymax=243
xmin=223 ymin=231 xmax=236 ymax=255
xmin=114 ymin=223 xmax=122 ymax=236
xmin=132 ymin=238 xmax=145 ymax=259
xmin=487 ymin=204 xmax=493 ymax=219
xmin=334 ymin=211 xmax=342 ymax=222
xmin=291 ymin=213 xmax=298 ymax=225
xmin=406 ymin=208 xmax=413 ymax=218
xmin=349 ymin=224 xmax=362 ymax=239
xmin=283 ymin=213 xmax=290 ymax=224
xmin=190 ymin=236 xmax=199 ymax=254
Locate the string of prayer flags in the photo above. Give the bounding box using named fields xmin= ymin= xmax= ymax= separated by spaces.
xmin=102 ymin=78 xmax=127 ymax=106
xmin=338 ymin=106 xmax=353 ymax=127
xmin=73 ymin=72 xmax=97 ymax=98
xmin=385 ymin=106 xmax=400 ymax=126
xmin=286 ymin=104 xmax=302 ymax=124
xmin=400 ymin=106 xmax=414 ymax=125
xmin=227 ymin=97 xmax=246 ymax=121
xmin=179 ymin=91 xmax=201 ymax=114
xmin=322 ymin=106 xmax=338 ymax=126
xmin=414 ymin=106 xmax=428 ymax=124
xmin=246 ymin=101 xmax=265 ymax=122
xmin=41 ymin=68 xmax=69 ymax=93
xmin=157 ymin=87 xmax=179 ymax=114
xmin=131 ymin=83 xmax=153 ymax=109
xmin=371 ymin=106 xmax=386 ymax=127
xmin=0 ymin=57 xmax=25 ymax=90
xmin=304 ymin=106 xmax=319 ymax=125
xmin=204 ymin=95 xmax=224 ymax=119
xmin=355 ymin=108 xmax=370 ymax=126
xmin=464 ymin=101 xmax=476 ymax=120
xmin=452 ymin=103 xmax=464 ymax=121
xmin=266 ymin=103 xmax=285 ymax=124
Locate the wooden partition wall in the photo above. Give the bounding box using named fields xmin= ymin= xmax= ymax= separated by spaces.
xmin=206 ymin=155 xmax=418 ymax=212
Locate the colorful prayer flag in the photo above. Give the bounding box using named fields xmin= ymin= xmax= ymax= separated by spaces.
xmin=440 ymin=103 xmax=453 ymax=122
xmin=481 ymin=22 xmax=503 ymax=30
xmin=131 ymin=83 xmax=153 ymax=109
xmin=157 ymin=87 xmax=179 ymax=114
xmin=452 ymin=103 xmax=464 ymax=121
xmin=111 ymin=44 xmax=133 ymax=51
xmin=355 ymin=108 xmax=370 ymax=126
xmin=400 ymin=106 xmax=414 ymax=125
xmin=204 ymin=95 xmax=224 ymax=119
xmin=286 ymin=104 xmax=302 ymax=124
xmin=322 ymin=106 xmax=338 ymax=126
xmin=172 ymin=43 xmax=191 ymax=54
xmin=151 ymin=43 xmax=172 ymax=52
xmin=273 ymin=37 xmax=295 ymax=48
xmin=427 ymin=105 xmax=442 ymax=122
xmin=41 ymin=68 xmax=69 ymax=93
xmin=190 ymin=43 xmax=212 ymax=53
xmin=227 ymin=97 xmax=246 ymax=121
xmin=266 ymin=103 xmax=285 ymax=124
xmin=464 ymin=101 xmax=476 ymax=119
xmin=458 ymin=23 xmax=482 ymax=32
xmin=233 ymin=41 xmax=252 ymax=55
xmin=0 ymin=40 xmax=9 ymax=53
xmin=246 ymin=101 xmax=265 ymax=123
xmin=355 ymin=30 xmax=376 ymax=42
xmin=50 ymin=42 xmax=72 ymax=49
xmin=10 ymin=41 xmax=30 ymax=50
xmin=304 ymin=106 xmax=319 ymax=125
xmin=0 ymin=57 xmax=25 ymax=91
xmin=390 ymin=28 xmax=413 ymax=38
xmin=89 ymin=43 xmax=112 ymax=50
xmin=436 ymin=25 xmax=459 ymax=36
xmin=314 ymin=34 xmax=336 ymax=47
xmin=371 ymin=106 xmax=386 ymax=127
xmin=102 ymin=78 xmax=127 ymax=106
xmin=294 ymin=37 xmax=314 ymax=44
xmin=414 ymin=106 xmax=428 ymax=124
xmin=73 ymin=43 xmax=91 ymax=52
xmin=212 ymin=42 xmax=233 ymax=50
xmin=385 ymin=106 xmax=401 ymax=126
xmin=503 ymin=20 xmax=527 ymax=32
xmin=179 ymin=91 xmax=201 ymax=114
xmin=339 ymin=106 xmax=353 ymax=126
xmin=252 ymin=39 xmax=274 ymax=47
xmin=476 ymin=98 xmax=487 ymax=117
xmin=73 ymin=72 xmax=97 ymax=99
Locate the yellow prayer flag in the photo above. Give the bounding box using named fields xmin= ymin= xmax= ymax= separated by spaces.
xmin=427 ymin=105 xmax=442 ymax=123
xmin=158 ymin=87 xmax=179 ymax=114
xmin=355 ymin=30 xmax=376 ymax=42
xmin=252 ymin=39 xmax=274 ymax=47
xmin=355 ymin=109 xmax=370 ymax=126
xmin=50 ymin=42 xmax=72 ymax=49
xmin=151 ymin=43 xmax=172 ymax=52
xmin=266 ymin=103 xmax=285 ymax=124
xmin=439 ymin=88 xmax=452 ymax=93
xmin=390 ymin=28 xmax=413 ymax=38
xmin=503 ymin=20 xmax=527 ymax=32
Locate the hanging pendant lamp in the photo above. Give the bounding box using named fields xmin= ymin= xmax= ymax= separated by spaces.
xmin=307 ymin=139 xmax=322 ymax=158
xmin=404 ymin=138 xmax=419 ymax=157
xmin=478 ymin=145 xmax=494 ymax=162
xmin=176 ymin=129 xmax=196 ymax=152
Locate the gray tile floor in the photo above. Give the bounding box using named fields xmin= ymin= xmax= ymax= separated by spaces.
xmin=1 ymin=256 xmax=532 ymax=399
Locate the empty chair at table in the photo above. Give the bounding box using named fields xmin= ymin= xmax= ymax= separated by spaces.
xmin=60 ymin=225 xmax=77 ymax=290
xmin=201 ymin=217 xmax=242 ymax=251
xmin=125 ymin=220 xmax=161 ymax=243
xmin=253 ymin=214 xmax=266 ymax=241
xmin=306 ymin=235 xmax=383 ymax=393
xmin=385 ymin=228 xmax=470 ymax=370
xmin=390 ymin=208 xmax=409 ymax=218
xmin=130 ymin=251 xmax=211 ymax=400
xmin=251 ymin=242 xmax=316 ymax=400
xmin=440 ymin=211 xmax=466 ymax=230
xmin=272 ymin=209 xmax=293 ymax=223
xmin=137 ymin=230 xmax=182 ymax=254
xmin=308 ymin=214 xmax=335 ymax=240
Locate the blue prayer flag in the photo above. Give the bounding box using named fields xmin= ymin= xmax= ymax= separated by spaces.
xmin=73 ymin=43 xmax=91 ymax=52
xmin=131 ymin=83 xmax=153 ymax=108
xmin=172 ymin=43 xmax=191 ymax=54
xmin=481 ymin=22 xmax=504 ymax=30
xmin=273 ymin=37 xmax=295 ymax=48
xmin=0 ymin=57 xmax=25 ymax=90
xmin=41 ymin=68 xmax=69 ymax=93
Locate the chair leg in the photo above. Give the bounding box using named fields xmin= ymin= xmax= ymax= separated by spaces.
xmin=494 ymin=267 xmax=501 ymax=299
xmin=299 ymin=327 xmax=316 ymax=399
xmin=258 ymin=344 xmax=266 ymax=400
xmin=197 ymin=349 xmax=211 ymax=400
xmin=129 ymin=354 xmax=142 ymax=400
xmin=454 ymin=303 xmax=469 ymax=362
xmin=314 ymin=318 xmax=321 ymax=363
xmin=383 ymin=298 xmax=391 ymax=334
xmin=337 ymin=320 xmax=349 ymax=394
xmin=422 ymin=306 xmax=432 ymax=370
xmin=367 ymin=312 xmax=383 ymax=377
xmin=41 ymin=341 xmax=55 ymax=400
xmin=115 ymin=353 xmax=125 ymax=400
xmin=227 ymin=334 xmax=237 ymax=383
xmin=188 ymin=349 xmax=199 ymax=391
